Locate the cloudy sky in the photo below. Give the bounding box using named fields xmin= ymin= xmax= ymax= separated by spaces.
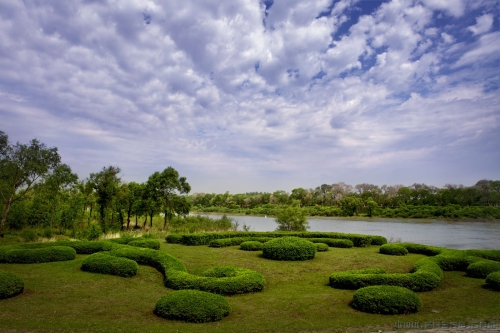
xmin=0 ymin=0 xmax=499 ymax=193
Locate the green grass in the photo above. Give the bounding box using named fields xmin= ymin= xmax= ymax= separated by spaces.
xmin=1 ymin=241 xmax=499 ymax=333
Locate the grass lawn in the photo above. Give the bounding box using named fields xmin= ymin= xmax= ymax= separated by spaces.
xmin=1 ymin=241 xmax=499 ymax=333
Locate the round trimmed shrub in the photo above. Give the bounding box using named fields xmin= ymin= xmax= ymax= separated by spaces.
xmin=314 ymin=243 xmax=329 ymax=252
xmin=240 ymin=241 xmax=263 ymax=251
xmin=352 ymin=285 xmax=422 ymax=314
xmin=262 ymin=237 xmax=316 ymax=261
xmin=128 ymin=238 xmax=160 ymax=250
xmin=371 ymin=236 xmax=388 ymax=246
xmin=154 ymin=290 xmax=230 ymax=323
xmin=380 ymin=244 xmax=408 ymax=256
xmin=309 ymin=238 xmax=353 ymax=248
xmin=0 ymin=270 xmax=24 ymax=299
xmin=1 ymin=246 xmax=76 ymax=264
xmin=485 ymin=272 xmax=500 ymax=291
xmin=467 ymin=260 xmax=500 ymax=278
xmin=81 ymin=252 xmax=138 ymax=277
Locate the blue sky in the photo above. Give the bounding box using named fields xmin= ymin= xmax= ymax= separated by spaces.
xmin=0 ymin=0 xmax=499 ymax=193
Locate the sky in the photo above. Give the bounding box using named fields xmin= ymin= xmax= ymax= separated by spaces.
xmin=0 ymin=0 xmax=499 ymax=194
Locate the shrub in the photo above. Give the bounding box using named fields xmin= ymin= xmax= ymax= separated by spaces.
xmin=314 ymin=243 xmax=329 ymax=252
xmin=465 ymin=249 xmax=500 ymax=262
xmin=20 ymin=229 xmax=37 ymax=242
xmin=240 ymin=241 xmax=263 ymax=251
xmin=154 ymin=290 xmax=230 ymax=323
xmin=485 ymin=272 xmax=500 ymax=291
xmin=370 ymin=236 xmax=388 ymax=245
xmin=128 ymin=238 xmax=160 ymax=250
xmin=165 ymin=234 xmax=183 ymax=244
xmin=81 ymin=252 xmax=138 ymax=277
xmin=262 ymin=237 xmax=316 ymax=261
xmin=380 ymin=244 xmax=408 ymax=256
xmin=352 ymin=285 xmax=422 ymax=314
xmin=467 ymin=260 xmax=500 ymax=278
xmin=0 ymin=270 xmax=24 ymax=299
xmin=308 ymin=238 xmax=353 ymax=248
xmin=0 ymin=246 xmax=76 ymax=264
xmin=55 ymin=241 xmax=114 ymax=254
xmin=398 ymin=243 xmax=442 ymax=256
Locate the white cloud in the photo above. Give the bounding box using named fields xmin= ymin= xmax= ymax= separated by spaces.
xmin=468 ymin=14 xmax=494 ymax=35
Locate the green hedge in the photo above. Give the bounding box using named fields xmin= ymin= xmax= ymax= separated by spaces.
xmin=81 ymin=252 xmax=138 ymax=277
xmin=154 ymin=290 xmax=230 ymax=323
xmin=370 ymin=236 xmax=388 ymax=246
xmin=485 ymin=272 xmax=500 ymax=291
xmin=465 ymin=249 xmax=500 ymax=262
xmin=352 ymin=285 xmax=422 ymax=314
xmin=0 ymin=270 xmax=24 ymax=299
xmin=379 ymin=244 xmax=408 ymax=256
xmin=240 ymin=241 xmax=263 ymax=251
xmin=128 ymin=239 xmax=160 ymax=250
xmin=0 ymin=246 xmax=76 ymax=264
xmin=398 ymin=243 xmax=442 ymax=256
xmin=466 ymin=260 xmax=500 ymax=278
xmin=314 ymin=243 xmax=329 ymax=252
xmin=308 ymin=238 xmax=353 ymax=248
xmin=263 ymin=237 xmax=316 ymax=261
xmin=56 ymin=241 xmax=114 ymax=254
xmin=165 ymin=234 xmax=183 ymax=244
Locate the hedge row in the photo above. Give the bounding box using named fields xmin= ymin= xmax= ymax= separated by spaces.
xmin=240 ymin=241 xmax=263 ymax=251
xmin=262 ymin=237 xmax=316 ymax=261
xmin=169 ymin=231 xmax=375 ymax=247
xmin=352 ymin=285 xmax=422 ymax=314
xmin=466 ymin=260 xmax=500 ymax=278
xmin=0 ymin=246 xmax=76 ymax=264
xmin=81 ymin=252 xmax=138 ymax=277
xmin=314 ymin=243 xmax=329 ymax=252
xmin=379 ymin=244 xmax=408 ymax=256
xmin=0 ymin=270 xmax=24 ymax=300
xmin=154 ymin=290 xmax=230 ymax=323
xmin=307 ymin=238 xmax=353 ymax=248
xmin=486 ymin=272 xmax=500 ymax=291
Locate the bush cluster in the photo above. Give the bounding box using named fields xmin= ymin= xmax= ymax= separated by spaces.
xmin=240 ymin=241 xmax=263 ymax=251
xmin=308 ymin=238 xmax=353 ymax=248
xmin=165 ymin=234 xmax=183 ymax=244
xmin=81 ymin=252 xmax=138 ymax=277
xmin=466 ymin=260 xmax=500 ymax=278
xmin=127 ymin=238 xmax=160 ymax=250
xmin=262 ymin=237 xmax=316 ymax=261
xmin=370 ymin=236 xmax=388 ymax=245
xmin=0 ymin=246 xmax=76 ymax=264
xmin=485 ymin=272 xmax=500 ymax=291
xmin=314 ymin=243 xmax=329 ymax=252
xmin=154 ymin=290 xmax=230 ymax=323
xmin=56 ymin=241 xmax=114 ymax=254
xmin=0 ymin=270 xmax=24 ymax=299
xmin=352 ymin=285 xmax=422 ymax=315
xmin=398 ymin=243 xmax=442 ymax=256
xmin=379 ymin=244 xmax=408 ymax=256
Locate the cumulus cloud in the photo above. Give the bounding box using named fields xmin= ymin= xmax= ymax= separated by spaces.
xmin=468 ymin=14 xmax=494 ymax=35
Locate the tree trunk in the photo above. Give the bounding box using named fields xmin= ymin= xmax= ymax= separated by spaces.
xmin=1 ymin=197 xmax=14 ymax=238
xmin=143 ymin=215 xmax=147 ymax=228
xmin=149 ymin=211 xmax=153 ymax=228
xmin=163 ymin=209 xmax=168 ymax=229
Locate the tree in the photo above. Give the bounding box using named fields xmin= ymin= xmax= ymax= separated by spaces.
xmin=0 ymin=132 xmax=61 ymax=237
xmin=275 ymin=206 xmax=309 ymax=231
xmin=146 ymin=167 xmax=191 ymax=229
xmin=89 ymin=166 xmax=121 ymax=232
xmin=339 ymin=196 xmax=363 ymax=216
xmin=364 ymin=198 xmax=378 ymax=217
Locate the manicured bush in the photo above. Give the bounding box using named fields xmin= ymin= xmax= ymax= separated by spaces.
xmin=56 ymin=241 xmax=114 ymax=254
xmin=165 ymin=234 xmax=183 ymax=244
xmin=352 ymin=285 xmax=422 ymax=314
xmin=432 ymin=252 xmax=479 ymax=271
xmin=466 ymin=260 xmax=500 ymax=278
xmin=314 ymin=243 xmax=329 ymax=252
xmin=81 ymin=252 xmax=138 ymax=277
xmin=262 ymin=237 xmax=316 ymax=261
xmin=308 ymin=238 xmax=353 ymax=248
xmin=466 ymin=249 xmax=500 ymax=262
xmin=370 ymin=236 xmax=388 ymax=245
xmin=0 ymin=246 xmax=76 ymax=264
xmin=209 ymin=238 xmax=243 ymax=248
xmin=398 ymin=243 xmax=442 ymax=256
xmin=0 ymin=270 xmax=24 ymax=299
xmin=128 ymin=238 xmax=160 ymax=250
xmin=485 ymin=272 xmax=500 ymax=291
xmin=154 ymin=290 xmax=230 ymax=323
xmin=240 ymin=241 xmax=263 ymax=251
xmin=380 ymin=244 xmax=408 ymax=256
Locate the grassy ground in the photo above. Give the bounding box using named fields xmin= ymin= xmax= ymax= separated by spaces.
xmin=1 ymin=241 xmax=499 ymax=333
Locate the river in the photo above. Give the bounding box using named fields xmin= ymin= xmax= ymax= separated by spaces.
xmin=197 ymin=214 xmax=500 ymax=250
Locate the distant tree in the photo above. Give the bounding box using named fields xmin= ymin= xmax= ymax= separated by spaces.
xmin=339 ymin=196 xmax=363 ymax=216
xmin=275 ymin=205 xmax=309 ymax=231
xmin=0 ymin=131 xmax=61 ymax=237
xmin=364 ymin=198 xmax=378 ymax=217
xmin=89 ymin=166 xmax=121 ymax=232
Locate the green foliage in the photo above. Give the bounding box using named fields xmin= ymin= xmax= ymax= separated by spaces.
xmin=339 ymin=196 xmax=364 ymax=216
xmin=314 ymin=243 xmax=329 ymax=252
xmin=262 ymin=237 xmax=316 ymax=261
xmin=165 ymin=234 xmax=183 ymax=244
xmin=81 ymin=252 xmax=138 ymax=277
xmin=127 ymin=238 xmax=160 ymax=250
xmin=85 ymin=224 xmax=102 ymax=241
xmin=154 ymin=290 xmax=230 ymax=323
xmin=352 ymin=285 xmax=422 ymax=315
xmin=20 ymin=229 xmax=37 ymax=242
xmin=370 ymin=236 xmax=387 ymax=245
xmin=274 ymin=206 xmax=309 ymax=231
xmin=0 ymin=246 xmax=76 ymax=264
xmin=466 ymin=260 xmax=500 ymax=278
xmin=0 ymin=270 xmax=24 ymax=299
xmin=307 ymin=238 xmax=353 ymax=248
xmin=485 ymin=272 xmax=500 ymax=291
xmin=240 ymin=241 xmax=263 ymax=251
xmin=55 ymin=240 xmax=114 ymax=254
xmin=398 ymin=243 xmax=442 ymax=256
xmin=465 ymin=249 xmax=500 ymax=262
xmin=379 ymin=244 xmax=408 ymax=256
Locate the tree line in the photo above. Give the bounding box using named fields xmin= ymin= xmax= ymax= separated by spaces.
xmin=0 ymin=130 xmax=191 ymax=237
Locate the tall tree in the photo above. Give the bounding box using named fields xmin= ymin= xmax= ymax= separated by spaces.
xmin=0 ymin=131 xmax=61 ymax=237
xmin=146 ymin=167 xmax=191 ymax=229
xmin=89 ymin=166 xmax=121 ymax=232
